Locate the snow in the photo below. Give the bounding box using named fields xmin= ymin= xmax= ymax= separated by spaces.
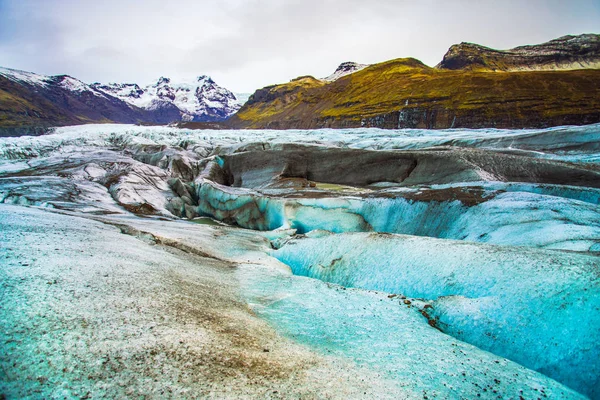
xmin=89 ymin=83 xmax=144 ymax=104
xmin=0 ymin=66 xmax=51 ymax=86
xmin=322 ymin=62 xmax=370 ymax=82
xmin=94 ymin=76 xmax=241 ymax=120
xmin=0 ymin=67 xmax=108 ymax=97
xmin=56 ymin=75 xmax=108 ymax=98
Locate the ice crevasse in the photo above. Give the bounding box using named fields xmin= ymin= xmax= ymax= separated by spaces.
xmin=271 ymin=232 xmax=600 ymax=398
xmin=195 ymin=179 xmax=600 ymax=252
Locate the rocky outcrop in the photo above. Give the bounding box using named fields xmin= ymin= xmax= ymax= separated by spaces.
xmin=437 ymin=34 xmax=600 ymax=71
xmin=322 ymin=62 xmax=369 ymax=82
xmin=229 ymin=34 xmax=600 ymax=130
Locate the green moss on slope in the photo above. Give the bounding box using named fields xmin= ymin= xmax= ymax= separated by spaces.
xmin=230 ymin=58 xmax=600 ymax=129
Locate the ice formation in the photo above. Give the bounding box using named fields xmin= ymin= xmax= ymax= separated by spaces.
xmin=1 ymin=123 xmax=599 ymax=398
xmin=272 ymin=232 xmax=600 ymax=395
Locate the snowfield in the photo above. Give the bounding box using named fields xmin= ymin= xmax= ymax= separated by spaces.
xmin=1 ymin=123 xmax=599 ymax=398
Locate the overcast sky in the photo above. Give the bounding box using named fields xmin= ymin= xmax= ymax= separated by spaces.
xmin=0 ymin=0 xmax=598 ymax=92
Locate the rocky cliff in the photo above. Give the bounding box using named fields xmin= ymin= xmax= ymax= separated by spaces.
xmin=437 ymin=34 xmax=600 ymax=71
xmin=229 ymin=34 xmax=600 ymax=130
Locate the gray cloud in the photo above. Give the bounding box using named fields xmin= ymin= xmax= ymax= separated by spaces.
xmin=0 ymin=0 xmax=599 ymax=92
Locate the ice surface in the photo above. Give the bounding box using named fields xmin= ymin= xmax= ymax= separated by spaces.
xmin=0 ymin=204 xmax=585 ymax=399
xmin=2 ymin=205 xmax=424 ymax=399
xmin=196 ymin=181 xmax=600 ymax=251
xmin=237 ymin=262 xmax=585 ymax=399
xmin=1 ymin=122 xmax=599 ymax=162
xmin=1 ymin=123 xmax=599 ymax=398
xmin=272 ymin=232 xmax=600 ymax=397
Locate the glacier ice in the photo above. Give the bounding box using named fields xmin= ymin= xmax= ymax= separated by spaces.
xmin=1 ymin=123 xmax=599 ymax=398
xmin=196 ymin=180 xmax=600 ymax=251
xmin=237 ymin=261 xmax=586 ymax=399
xmin=272 ymin=232 xmax=600 ymax=397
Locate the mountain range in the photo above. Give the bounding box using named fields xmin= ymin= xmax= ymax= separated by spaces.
xmin=229 ymin=34 xmax=600 ymax=130
xmin=1 ymin=33 xmax=599 ymax=135
xmin=91 ymin=76 xmax=241 ymax=122
xmin=0 ymin=69 xmax=242 ymax=136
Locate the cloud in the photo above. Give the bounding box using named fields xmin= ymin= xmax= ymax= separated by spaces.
xmin=0 ymin=0 xmax=599 ymax=92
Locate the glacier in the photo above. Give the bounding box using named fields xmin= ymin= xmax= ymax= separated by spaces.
xmin=1 ymin=123 xmax=599 ymax=398
xmin=272 ymin=232 xmax=600 ymax=395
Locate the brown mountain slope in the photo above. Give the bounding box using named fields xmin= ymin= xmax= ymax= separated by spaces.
xmin=229 ymin=57 xmax=600 ymax=130
xmin=0 ymin=74 xmax=149 ymax=136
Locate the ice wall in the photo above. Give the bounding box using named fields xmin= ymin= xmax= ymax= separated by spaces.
xmin=196 ymin=181 xmax=600 ymax=252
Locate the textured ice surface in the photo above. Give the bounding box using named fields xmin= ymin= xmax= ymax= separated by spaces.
xmin=273 ymin=232 xmax=600 ymax=397
xmin=197 ymin=181 xmax=600 ymax=251
xmin=1 ymin=205 xmax=425 ymax=399
xmin=1 ymin=123 xmax=599 ymax=398
xmin=0 ymin=205 xmax=585 ymax=399
xmin=1 ymin=122 xmax=599 ymax=161
xmin=238 ymin=262 xmax=585 ymax=399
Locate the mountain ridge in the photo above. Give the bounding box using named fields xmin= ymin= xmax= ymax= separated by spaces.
xmin=1 ymin=33 xmax=599 ymax=134
xmin=0 ymin=67 xmax=242 ymax=136
xmin=437 ymin=34 xmax=600 ymax=71
xmin=91 ymin=75 xmax=241 ymax=122
xmin=229 ymin=34 xmax=600 ymax=130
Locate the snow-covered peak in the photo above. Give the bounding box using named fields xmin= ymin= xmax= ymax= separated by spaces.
xmin=94 ymin=75 xmax=241 ymax=121
xmin=1 ymin=65 xmax=241 ymax=122
xmin=0 ymin=67 xmax=107 ymax=98
xmin=0 ymin=67 xmax=51 ymax=87
xmin=323 ymin=62 xmax=370 ymax=82
xmin=155 ymin=76 xmax=171 ymax=86
xmin=53 ymin=75 xmax=107 ymax=98
xmin=196 ymin=75 xmax=212 ymax=83
xmin=91 ymin=82 xmax=144 ymax=100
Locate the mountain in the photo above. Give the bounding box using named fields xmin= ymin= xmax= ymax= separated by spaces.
xmin=229 ymin=34 xmax=600 ymax=130
xmin=322 ymin=62 xmax=369 ymax=82
xmin=0 ymin=67 xmax=149 ymax=136
xmin=92 ymin=76 xmax=241 ymax=123
xmin=437 ymin=34 xmax=600 ymax=71
xmin=0 ymin=67 xmax=241 ymax=136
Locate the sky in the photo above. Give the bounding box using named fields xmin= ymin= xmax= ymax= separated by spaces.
xmin=0 ymin=0 xmax=599 ymax=93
